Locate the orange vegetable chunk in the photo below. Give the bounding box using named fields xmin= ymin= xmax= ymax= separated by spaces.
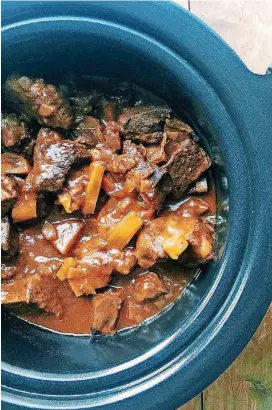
xmin=57 ymin=257 xmax=77 ymax=281
xmin=107 ymin=212 xmax=143 ymax=250
xmin=12 ymin=192 xmax=37 ymax=222
xmin=82 ymin=161 xmax=105 ymax=215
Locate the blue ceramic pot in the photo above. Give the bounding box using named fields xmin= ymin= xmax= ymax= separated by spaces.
xmin=2 ymin=2 xmax=272 ymax=409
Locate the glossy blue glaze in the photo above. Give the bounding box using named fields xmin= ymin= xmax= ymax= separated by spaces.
xmin=2 ymin=2 xmax=272 ymax=409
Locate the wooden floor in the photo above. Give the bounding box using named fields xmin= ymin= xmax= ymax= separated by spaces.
xmin=174 ymin=1 xmax=272 ymax=409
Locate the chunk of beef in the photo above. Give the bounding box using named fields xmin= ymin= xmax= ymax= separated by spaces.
xmin=25 ymin=128 xmax=89 ymax=193
xmin=91 ymin=144 xmax=138 ymax=174
xmin=136 ymin=217 xmax=168 ymax=268
xmin=91 ymin=293 xmax=123 ymax=334
xmin=119 ymin=104 xmax=171 ymax=144
xmin=144 ymin=135 xmax=167 ymax=165
xmin=1 ymin=216 xmax=19 ymax=260
xmin=1 ymin=274 xmax=63 ymax=317
xmin=2 ymin=153 xmax=31 ymax=175
xmin=103 ymin=121 xmax=121 ymax=152
xmin=42 ymin=219 xmax=85 ymax=255
xmin=73 ymin=116 xmax=104 ymax=148
xmin=1 ymin=264 xmax=17 ymax=280
xmin=4 ymin=75 xmax=74 ymax=129
xmin=163 ymin=139 xmax=211 ymax=198
xmin=1 ymin=175 xmax=18 ymax=214
xmin=1 ymin=113 xmax=30 ymax=148
xmin=187 ymin=219 xmax=215 ymax=262
xmin=164 ymin=118 xmax=193 ymax=142
xmin=132 ymin=272 xmax=168 ymax=303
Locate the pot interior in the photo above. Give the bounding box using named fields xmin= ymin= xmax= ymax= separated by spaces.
xmin=2 ymin=19 xmax=228 ymax=378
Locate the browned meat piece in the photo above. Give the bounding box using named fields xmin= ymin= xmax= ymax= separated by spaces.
xmin=42 ymin=219 xmax=86 ymax=255
xmin=2 ymin=153 xmax=31 ymax=175
xmin=164 ymin=118 xmax=193 ymax=142
xmin=1 ymin=175 xmax=18 ymax=214
xmin=188 ymin=176 xmax=208 ymax=194
xmin=91 ymin=144 xmax=138 ymax=174
xmin=1 ymin=113 xmax=30 ymax=148
xmin=73 ymin=116 xmax=104 ymax=148
xmin=187 ymin=220 xmax=215 ymax=262
xmin=91 ymin=293 xmax=123 ymax=334
xmin=103 ymin=121 xmax=121 ymax=151
xmin=144 ymin=135 xmax=167 ymax=165
xmin=162 ymin=139 xmax=211 ymax=198
xmin=132 ymin=272 xmax=168 ymax=303
xmin=1 ymin=216 xmax=19 ymax=260
xmin=136 ymin=217 xmax=168 ymax=268
xmin=25 ymin=128 xmax=89 ymax=193
xmin=1 ymin=274 xmax=63 ymax=317
xmin=4 ymin=75 xmax=73 ymax=129
xmin=1 ymin=264 xmax=17 ymax=280
xmin=119 ymin=104 xmax=171 ymax=144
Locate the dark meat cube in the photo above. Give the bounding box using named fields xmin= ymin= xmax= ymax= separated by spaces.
xmin=133 ymin=272 xmax=168 ymax=303
xmin=163 ymin=139 xmax=211 ymax=198
xmin=4 ymin=75 xmax=74 ymax=129
xmin=1 ymin=113 xmax=30 ymax=148
xmin=1 ymin=274 xmax=63 ymax=317
xmin=164 ymin=118 xmax=193 ymax=142
xmin=2 ymin=153 xmax=31 ymax=175
xmin=91 ymin=293 xmax=123 ymax=334
xmin=187 ymin=220 xmax=215 ymax=262
xmin=1 ymin=264 xmax=17 ymax=280
xmin=25 ymin=128 xmax=89 ymax=193
xmin=73 ymin=116 xmax=104 ymax=148
xmin=42 ymin=219 xmax=85 ymax=255
xmin=1 ymin=175 xmax=18 ymax=214
xmin=119 ymin=104 xmax=171 ymax=144
xmin=103 ymin=121 xmax=121 ymax=152
xmin=1 ymin=216 xmax=19 ymax=260
xmin=144 ymin=135 xmax=167 ymax=165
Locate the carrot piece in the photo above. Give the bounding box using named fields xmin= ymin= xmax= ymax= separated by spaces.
xmin=57 ymin=257 xmax=77 ymax=281
xmin=82 ymin=162 xmax=105 ymax=215
xmin=68 ymin=277 xmax=96 ymax=297
xmin=199 ymin=237 xmax=213 ymax=259
xmin=68 ymin=278 xmax=85 ymax=297
xmin=162 ymin=235 xmax=188 ymax=260
xmin=66 ymin=267 xmax=86 ymax=279
xmin=57 ymin=192 xmax=79 ymax=213
xmin=107 ymin=212 xmax=143 ymax=250
xmin=12 ymin=192 xmax=37 ymax=222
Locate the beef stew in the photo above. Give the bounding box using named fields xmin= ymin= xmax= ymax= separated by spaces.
xmin=1 ymin=75 xmax=216 ymax=335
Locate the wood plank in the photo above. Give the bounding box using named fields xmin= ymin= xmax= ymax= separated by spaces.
xmin=202 ymin=305 xmax=272 ymax=410
xmin=190 ymin=1 xmax=272 ymax=74
xmin=178 ymin=395 xmax=202 ymax=410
